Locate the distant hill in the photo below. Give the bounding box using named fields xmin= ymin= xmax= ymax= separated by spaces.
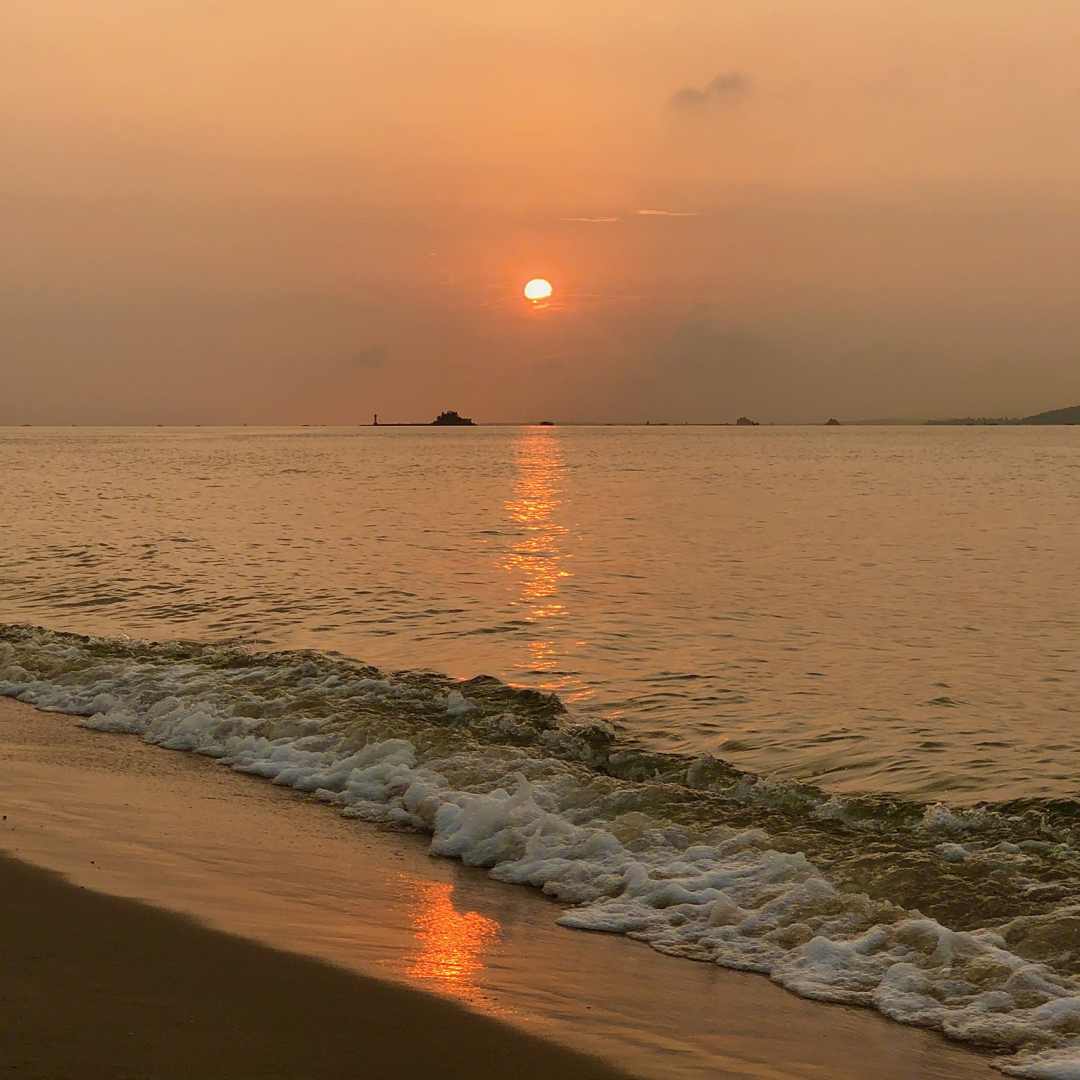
xmin=923 ymin=404 xmax=1080 ymax=426
xmin=924 ymin=417 xmax=1019 ymax=426
xmin=1019 ymin=404 xmax=1080 ymax=425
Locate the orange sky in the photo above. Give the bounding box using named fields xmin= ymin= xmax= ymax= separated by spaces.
xmin=4 ymin=0 xmax=1080 ymax=423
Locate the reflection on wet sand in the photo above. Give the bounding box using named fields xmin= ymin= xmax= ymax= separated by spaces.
xmin=499 ymin=429 xmax=575 ymax=693
xmin=402 ymin=876 xmax=501 ymax=1005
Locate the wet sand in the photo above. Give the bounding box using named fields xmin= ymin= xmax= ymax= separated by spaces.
xmin=0 ymin=697 xmax=1002 ymax=1080
xmin=0 ymin=852 xmax=631 ymax=1080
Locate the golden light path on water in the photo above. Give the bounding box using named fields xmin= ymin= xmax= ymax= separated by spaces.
xmin=498 ymin=429 xmax=577 ymax=697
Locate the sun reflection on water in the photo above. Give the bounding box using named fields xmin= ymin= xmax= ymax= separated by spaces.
xmin=498 ymin=429 xmax=577 ymax=691
xmin=402 ymin=877 xmax=501 ymax=1005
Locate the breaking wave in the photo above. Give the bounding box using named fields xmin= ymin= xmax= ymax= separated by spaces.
xmin=3 ymin=622 xmax=1080 ymax=1078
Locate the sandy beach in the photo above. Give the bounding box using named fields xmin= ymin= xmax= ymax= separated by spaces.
xmin=0 ymin=852 xmax=632 ymax=1080
xmin=0 ymin=696 xmax=1003 ymax=1080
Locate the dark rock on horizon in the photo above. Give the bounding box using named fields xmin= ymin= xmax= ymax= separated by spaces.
xmin=431 ymin=411 xmax=475 ymax=426
xmin=826 ymin=418 xmax=841 ymax=426
xmin=736 ymin=416 xmax=759 ymax=426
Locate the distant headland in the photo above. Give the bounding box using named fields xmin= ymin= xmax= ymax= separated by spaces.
xmin=1023 ymin=404 xmax=1080 ymax=424
xmin=925 ymin=404 xmax=1080 ymax=426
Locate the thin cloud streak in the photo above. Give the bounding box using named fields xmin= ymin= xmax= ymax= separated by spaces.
xmin=636 ymin=210 xmax=700 ymax=217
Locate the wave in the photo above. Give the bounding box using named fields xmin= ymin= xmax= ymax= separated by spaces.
xmin=2 ymin=621 xmax=1080 ymax=1078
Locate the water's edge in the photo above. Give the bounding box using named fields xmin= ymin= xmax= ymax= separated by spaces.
xmin=3 ymin=622 xmax=1080 ymax=1079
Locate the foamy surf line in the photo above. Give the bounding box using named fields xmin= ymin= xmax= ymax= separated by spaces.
xmin=2 ymin=623 xmax=1079 ymax=1079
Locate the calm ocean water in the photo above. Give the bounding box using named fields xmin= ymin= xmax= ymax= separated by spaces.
xmin=2 ymin=424 xmax=1078 ymax=801
xmin=6 ymin=423 xmax=1080 ymax=1075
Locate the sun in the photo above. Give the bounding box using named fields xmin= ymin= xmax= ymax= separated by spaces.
xmin=524 ymin=278 xmax=553 ymax=301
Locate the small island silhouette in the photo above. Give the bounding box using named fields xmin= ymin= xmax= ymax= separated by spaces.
xmin=431 ymin=410 xmax=475 ymax=426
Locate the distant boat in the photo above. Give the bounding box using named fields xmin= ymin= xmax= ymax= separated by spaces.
xmin=431 ymin=411 xmax=475 ymax=426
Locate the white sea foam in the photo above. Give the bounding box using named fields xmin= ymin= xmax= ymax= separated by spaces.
xmin=3 ymin=628 xmax=1080 ymax=1077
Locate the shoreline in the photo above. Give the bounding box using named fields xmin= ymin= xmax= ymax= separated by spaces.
xmin=0 ymin=852 xmax=629 ymax=1080
xmin=0 ymin=696 xmax=1000 ymax=1080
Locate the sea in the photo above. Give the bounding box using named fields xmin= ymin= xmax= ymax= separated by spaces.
xmin=2 ymin=424 xmax=1079 ymax=1077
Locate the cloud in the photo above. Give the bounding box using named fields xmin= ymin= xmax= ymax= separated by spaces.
xmin=636 ymin=209 xmax=699 ymax=217
xmin=345 ymin=345 xmax=387 ymax=370
xmin=670 ymin=72 xmax=751 ymax=111
xmin=562 ymin=216 xmax=625 ymax=223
